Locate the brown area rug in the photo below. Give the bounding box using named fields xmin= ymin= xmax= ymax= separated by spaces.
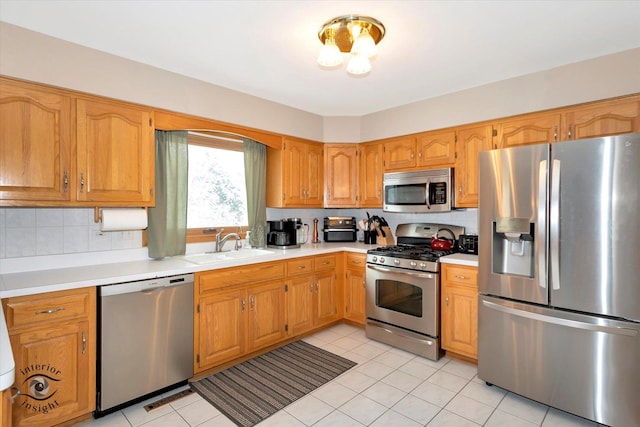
xmin=190 ymin=340 xmax=357 ymax=427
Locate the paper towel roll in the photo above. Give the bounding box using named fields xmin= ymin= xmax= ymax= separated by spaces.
xmin=100 ymin=208 xmax=148 ymax=231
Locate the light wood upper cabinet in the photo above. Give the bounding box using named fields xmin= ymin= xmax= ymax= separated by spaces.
xmin=562 ymin=96 xmax=640 ymax=141
xmin=417 ymin=130 xmax=456 ymax=168
xmin=0 ymin=78 xmax=73 ymax=203
xmin=0 ymin=77 xmax=155 ymax=207
xmin=441 ymin=264 xmax=478 ymax=360
xmin=324 ymin=144 xmax=359 ymax=207
xmin=495 ymin=112 xmax=562 ymax=148
xmin=455 ymin=124 xmax=493 ymax=207
xmin=359 ymin=142 xmax=384 ymax=207
xmin=76 ymin=99 xmax=154 ymax=205
xmin=383 ymin=136 xmax=417 ymax=171
xmin=267 ymin=137 xmax=324 ymax=207
xmin=2 ymin=288 xmax=96 ymax=426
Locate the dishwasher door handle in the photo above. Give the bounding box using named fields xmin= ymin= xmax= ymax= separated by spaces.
xmin=101 ymin=274 xmax=194 ymax=297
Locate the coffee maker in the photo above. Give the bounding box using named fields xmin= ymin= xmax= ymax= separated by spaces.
xmin=267 ymin=219 xmax=299 ymax=249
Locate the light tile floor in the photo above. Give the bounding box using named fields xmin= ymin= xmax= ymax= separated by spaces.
xmin=81 ymin=324 xmax=605 ymax=427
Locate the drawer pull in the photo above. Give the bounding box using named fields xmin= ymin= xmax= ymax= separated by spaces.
xmin=297 ymin=265 xmax=307 ymax=270
xmin=454 ymin=275 xmax=469 ymax=280
xmin=322 ymin=261 xmax=330 ymax=265
xmin=35 ymin=307 xmax=65 ymax=315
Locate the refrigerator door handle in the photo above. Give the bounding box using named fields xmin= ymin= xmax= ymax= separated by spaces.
xmin=537 ymin=160 xmax=548 ymax=289
xmin=550 ymin=159 xmax=561 ymax=290
xmin=481 ymin=299 xmax=639 ymax=337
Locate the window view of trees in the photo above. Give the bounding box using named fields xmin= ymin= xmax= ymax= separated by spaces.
xmin=187 ymin=144 xmax=248 ymax=228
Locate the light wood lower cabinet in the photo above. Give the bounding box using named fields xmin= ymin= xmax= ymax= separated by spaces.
xmin=1 ymin=288 xmax=96 ymax=427
xmin=285 ymin=255 xmax=342 ymax=337
xmin=344 ymin=253 xmax=366 ymax=325
xmin=441 ymin=264 xmax=478 ymax=360
xmin=195 ymin=262 xmax=286 ymax=372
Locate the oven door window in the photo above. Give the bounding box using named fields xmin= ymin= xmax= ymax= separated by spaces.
xmin=385 ymin=184 xmax=427 ymax=206
xmin=376 ymin=279 xmax=423 ymax=317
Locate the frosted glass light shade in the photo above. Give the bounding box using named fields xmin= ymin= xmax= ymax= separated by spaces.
xmin=352 ymin=27 xmax=377 ymax=58
xmin=347 ymin=53 xmax=371 ymax=75
xmin=317 ymin=39 xmax=343 ymax=67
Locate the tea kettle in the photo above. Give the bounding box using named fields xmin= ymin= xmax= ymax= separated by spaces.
xmin=431 ymin=228 xmax=455 ymax=250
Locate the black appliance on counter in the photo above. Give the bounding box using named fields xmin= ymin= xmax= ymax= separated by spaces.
xmin=267 ymin=219 xmax=299 ymax=249
xmin=323 ymin=216 xmax=357 ymax=242
xmin=458 ymin=234 xmax=479 ymax=255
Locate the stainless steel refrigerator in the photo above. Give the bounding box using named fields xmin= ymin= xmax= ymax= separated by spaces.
xmin=478 ymin=133 xmax=640 ymax=427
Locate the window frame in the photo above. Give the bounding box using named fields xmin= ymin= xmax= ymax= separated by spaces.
xmin=186 ymin=132 xmax=248 ymax=244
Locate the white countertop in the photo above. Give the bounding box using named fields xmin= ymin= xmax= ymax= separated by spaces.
xmin=440 ymin=253 xmax=479 ymax=267
xmin=0 ymin=242 xmax=369 ymax=299
xmin=0 ymin=242 xmax=476 ymax=391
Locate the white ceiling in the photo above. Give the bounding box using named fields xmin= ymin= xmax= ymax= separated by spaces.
xmin=2 ymin=1 xmax=640 ymax=117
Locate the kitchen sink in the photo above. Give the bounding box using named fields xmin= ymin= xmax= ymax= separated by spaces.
xmin=182 ymin=249 xmax=275 ymax=265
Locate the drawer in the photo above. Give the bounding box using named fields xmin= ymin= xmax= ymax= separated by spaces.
xmin=345 ymin=253 xmax=366 ymax=268
xmin=443 ymin=265 xmax=478 ymax=287
xmin=3 ymin=287 xmax=94 ymax=330
xmin=198 ymin=261 xmax=285 ymax=293
xmin=287 ymin=258 xmax=313 ymax=277
xmin=314 ymin=254 xmax=337 ymax=272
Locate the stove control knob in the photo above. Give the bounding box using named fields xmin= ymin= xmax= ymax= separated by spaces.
xmin=371 ymin=256 xmax=378 ymax=263
xmin=394 ymin=259 xmax=400 ymax=266
xmin=410 ymin=261 xmax=417 ymax=268
xmin=420 ymin=262 xmax=427 ymax=269
xmin=379 ymin=257 xmax=385 ymax=263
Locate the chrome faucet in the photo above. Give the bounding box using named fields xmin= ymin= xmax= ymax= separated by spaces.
xmin=215 ymin=228 xmax=241 ymax=252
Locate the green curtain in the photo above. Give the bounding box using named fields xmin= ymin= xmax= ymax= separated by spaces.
xmin=148 ymin=130 xmax=189 ymax=258
xmin=243 ymin=138 xmax=267 ymax=248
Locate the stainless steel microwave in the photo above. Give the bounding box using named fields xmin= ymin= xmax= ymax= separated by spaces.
xmin=383 ymin=168 xmax=454 ymax=213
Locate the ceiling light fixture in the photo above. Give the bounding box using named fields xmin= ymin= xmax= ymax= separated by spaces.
xmin=317 ymin=15 xmax=385 ymax=76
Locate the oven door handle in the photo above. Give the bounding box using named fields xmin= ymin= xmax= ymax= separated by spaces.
xmin=367 ymin=264 xmax=434 ymax=279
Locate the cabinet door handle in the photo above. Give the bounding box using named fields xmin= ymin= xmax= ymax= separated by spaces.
xmin=316 ymin=282 xmax=319 ymax=291
xmin=35 ymin=307 xmax=65 ymax=315
xmin=446 ymin=295 xmax=449 ymax=306
xmin=11 ymin=387 xmax=20 ymax=402
xmin=79 ymin=173 xmax=85 ymax=192
xmin=250 ymin=295 xmax=255 ymax=309
xmin=362 ymin=280 xmax=366 ymax=288
xmin=553 ymin=126 xmax=558 ymax=141
xmin=82 ymin=331 xmax=87 ymax=354
xmin=568 ymin=124 xmax=573 ymax=139
xmin=63 ymin=171 xmax=69 ymax=193
xmin=241 ymin=299 xmax=246 ymax=312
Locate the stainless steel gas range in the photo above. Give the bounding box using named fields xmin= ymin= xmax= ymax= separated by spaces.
xmin=365 ymin=223 xmax=465 ymax=360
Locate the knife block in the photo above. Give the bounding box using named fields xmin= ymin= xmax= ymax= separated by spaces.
xmin=376 ymin=227 xmax=394 ymax=246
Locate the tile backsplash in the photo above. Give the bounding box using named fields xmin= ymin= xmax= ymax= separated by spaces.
xmin=0 ymin=207 xmax=478 ymax=260
xmin=0 ymin=208 xmax=142 ymax=259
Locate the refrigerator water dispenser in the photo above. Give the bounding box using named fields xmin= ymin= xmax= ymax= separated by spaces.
xmin=492 ymin=218 xmax=535 ymax=278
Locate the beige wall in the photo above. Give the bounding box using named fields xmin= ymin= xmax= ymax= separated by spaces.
xmin=1 ymin=22 xmax=639 ymax=144
xmin=322 ymin=116 xmax=362 ymax=142
xmin=361 ymin=48 xmax=640 ymax=141
xmin=0 ymin=22 xmax=325 ymax=141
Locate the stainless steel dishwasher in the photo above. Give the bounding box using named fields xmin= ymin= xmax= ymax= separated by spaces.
xmin=97 ymin=273 xmax=194 ymax=415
